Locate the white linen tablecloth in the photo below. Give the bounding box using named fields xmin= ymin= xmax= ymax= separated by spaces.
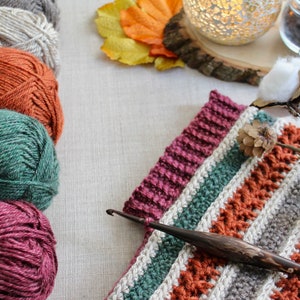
xmin=45 ymin=1 xmax=296 ymax=299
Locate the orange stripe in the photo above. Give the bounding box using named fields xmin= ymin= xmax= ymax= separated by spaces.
xmin=170 ymin=125 xmax=300 ymax=299
xmin=271 ymin=244 xmax=300 ymax=300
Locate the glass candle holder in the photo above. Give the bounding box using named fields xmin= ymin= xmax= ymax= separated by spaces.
xmin=183 ymin=0 xmax=282 ymax=46
xmin=280 ymin=0 xmax=300 ymax=55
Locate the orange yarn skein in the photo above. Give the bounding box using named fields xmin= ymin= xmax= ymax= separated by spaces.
xmin=0 ymin=47 xmax=63 ymax=143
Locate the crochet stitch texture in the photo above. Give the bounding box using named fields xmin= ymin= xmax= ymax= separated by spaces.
xmin=107 ymin=91 xmax=300 ymax=300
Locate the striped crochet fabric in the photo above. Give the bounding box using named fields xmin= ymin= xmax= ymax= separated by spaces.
xmin=107 ymin=90 xmax=300 ymax=300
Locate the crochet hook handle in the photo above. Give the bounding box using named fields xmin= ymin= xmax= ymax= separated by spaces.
xmin=107 ymin=209 xmax=300 ymax=275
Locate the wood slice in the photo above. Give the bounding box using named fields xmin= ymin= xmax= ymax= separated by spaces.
xmin=163 ymin=10 xmax=293 ymax=86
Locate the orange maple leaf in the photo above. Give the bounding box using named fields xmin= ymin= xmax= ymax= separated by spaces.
xmin=120 ymin=0 xmax=182 ymax=58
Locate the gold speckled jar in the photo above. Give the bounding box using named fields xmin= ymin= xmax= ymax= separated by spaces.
xmin=183 ymin=0 xmax=282 ymax=45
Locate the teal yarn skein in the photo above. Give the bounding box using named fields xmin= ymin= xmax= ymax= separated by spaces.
xmin=0 ymin=109 xmax=59 ymax=211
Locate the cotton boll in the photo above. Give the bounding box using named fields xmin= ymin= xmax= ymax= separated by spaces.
xmin=257 ymin=57 xmax=300 ymax=102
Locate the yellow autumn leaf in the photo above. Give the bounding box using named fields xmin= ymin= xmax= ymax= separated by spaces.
xmin=101 ymin=36 xmax=154 ymax=65
xmin=96 ymin=0 xmax=155 ymax=65
xmin=96 ymin=0 xmax=135 ymax=38
xmin=154 ymin=56 xmax=184 ymax=71
xmin=95 ymin=0 xmax=184 ymax=70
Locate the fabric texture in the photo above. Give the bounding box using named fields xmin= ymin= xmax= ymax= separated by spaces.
xmin=107 ymin=90 xmax=300 ymax=300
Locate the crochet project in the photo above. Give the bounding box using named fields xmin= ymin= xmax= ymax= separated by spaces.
xmin=106 ymin=90 xmax=300 ymax=300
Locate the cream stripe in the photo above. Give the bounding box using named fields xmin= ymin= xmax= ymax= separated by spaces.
xmin=107 ymin=107 xmax=258 ymax=299
xmin=150 ymin=118 xmax=286 ymax=300
xmin=206 ymin=159 xmax=300 ymax=300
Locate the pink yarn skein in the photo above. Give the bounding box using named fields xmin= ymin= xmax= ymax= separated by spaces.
xmin=0 ymin=201 xmax=57 ymax=299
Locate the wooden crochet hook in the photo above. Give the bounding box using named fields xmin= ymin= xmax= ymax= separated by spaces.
xmin=107 ymin=209 xmax=300 ymax=275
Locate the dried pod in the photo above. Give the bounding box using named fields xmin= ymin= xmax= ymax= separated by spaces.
xmin=251 ymin=93 xmax=300 ymax=118
xmin=237 ymin=120 xmax=277 ymax=157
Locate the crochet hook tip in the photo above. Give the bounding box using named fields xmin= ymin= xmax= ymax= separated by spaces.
xmin=106 ymin=209 xmax=116 ymax=216
xmin=106 ymin=209 xmax=146 ymax=225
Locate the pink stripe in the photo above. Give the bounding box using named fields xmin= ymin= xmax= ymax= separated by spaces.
xmin=124 ymin=198 xmax=165 ymax=220
xmin=123 ymin=90 xmax=245 ymax=221
xmin=165 ymin=144 xmax=205 ymax=166
xmin=154 ymin=161 xmax=190 ymax=186
xmin=133 ymin=183 xmax=173 ymax=210
xmin=132 ymin=190 xmax=171 ymax=212
xmin=176 ymin=135 xmax=217 ymax=157
xmin=161 ymin=153 xmax=198 ymax=175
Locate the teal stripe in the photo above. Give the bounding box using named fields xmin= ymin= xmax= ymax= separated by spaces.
xmin=123 ymin=112 xmax=274 ymax=300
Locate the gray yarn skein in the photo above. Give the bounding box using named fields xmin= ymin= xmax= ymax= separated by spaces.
xmin=0 ymin=7 xmax=60 ymax=75
xmin=0 ymin=0 xmax=60 ymax=29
